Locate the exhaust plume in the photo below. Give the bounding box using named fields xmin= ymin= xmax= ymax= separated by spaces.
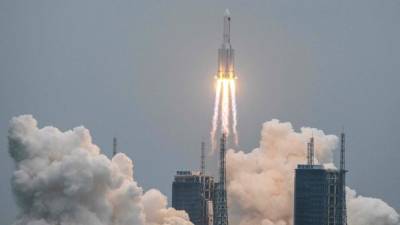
xmin=226 ymin=119 xmax=400 ymax=225
xmin=8 ymin=115 xmax=193 ymax=225
xmin=210 ymin=78 xmax=238 ymax=151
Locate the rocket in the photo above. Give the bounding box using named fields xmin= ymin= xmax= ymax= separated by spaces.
xmin=210 ymin=9 xmax=239 ymax=152
xmin=217 ymin=9 xmax=236 ymax=80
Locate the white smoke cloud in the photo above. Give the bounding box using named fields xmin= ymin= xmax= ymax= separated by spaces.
xmin=8 ymin=115 xmax=399 ymax=225
xmin=226 ymin=119 xmax=400 ymax=225
xmin=142 ymin=189 xmax=193 ymax=225
xmin=347 ymin=188 xmax=400 ymax=225
xmin=8 ymin=115 xmax=193 ymax=225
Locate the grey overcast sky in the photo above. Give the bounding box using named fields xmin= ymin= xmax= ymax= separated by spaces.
xmin=1 ymin=0 xmax=399 ymax=223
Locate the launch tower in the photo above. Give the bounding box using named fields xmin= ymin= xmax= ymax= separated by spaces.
xmin=214 ymin=134 xmax=228 ymax=225
xmin=293 ymin=135 xmax=348 ymax=225
xmin=338 ymin=133 xmax=348 ymax=225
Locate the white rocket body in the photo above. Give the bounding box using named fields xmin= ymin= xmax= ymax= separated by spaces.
xmin=218 ymin=10 xmax=235 ymax=80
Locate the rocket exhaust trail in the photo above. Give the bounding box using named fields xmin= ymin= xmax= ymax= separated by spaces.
xmin=230 ymin=79 xmax=238 ymax=145
xmin=222 ymin=80 xmax=230 ymax=136
xmin=211 ymin=80 xmax=222 ymax=150
xmin=210 ymin=10 xmax=239 ymax=151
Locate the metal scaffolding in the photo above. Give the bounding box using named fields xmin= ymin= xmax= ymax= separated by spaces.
xmin=214 ymin=133 xmax=228 ymax=225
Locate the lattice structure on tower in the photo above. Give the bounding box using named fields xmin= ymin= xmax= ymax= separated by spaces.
xmin=294 ymin=133 xmax=348 ymax=225
xmin=214 ymin=134 xmax=228 ymax=225
xmin=307 ymin=137 xmax=315 ymax=166
xmin=201 ymin=141 xmax=206 ymax=175
xmin=338 ymin=132 xmax=348 ymax=225
xmin=113 ymin=137 xmax=117 ymax=157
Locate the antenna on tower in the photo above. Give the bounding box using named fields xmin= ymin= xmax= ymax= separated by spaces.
xmin=219 ymin=133 xmax=227 ymax=186
xmin=113 ymin=137 xmax=117 ymax=157
xmin=340 ymin=131 xmax=348 ymax=225
xmin=307 ymin=136 xmax=315 ymax=166
xmin=200 ymin=141 xmax=206 ymax=175
xmin=340 ymin=132 xmax=346 ymax=171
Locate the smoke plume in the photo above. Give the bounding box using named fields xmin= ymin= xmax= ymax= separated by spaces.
xmin=7 ymin=115 xmax=399 ymax=225
xmin=226 ymin=119 xmax=400 ymax=225
xmin=8 ymin=115 xmax=193 ymax=225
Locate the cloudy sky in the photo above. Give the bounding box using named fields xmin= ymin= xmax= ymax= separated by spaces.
xmin=1 ymin=0 xmax=399 ymax=224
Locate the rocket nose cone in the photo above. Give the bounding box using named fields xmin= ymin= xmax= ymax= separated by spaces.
xmin=225 ymin=9 xmax=231 ymax=17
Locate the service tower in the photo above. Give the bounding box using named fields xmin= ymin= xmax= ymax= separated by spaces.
xmin=214 ymin=134 xmax=228 ymax=225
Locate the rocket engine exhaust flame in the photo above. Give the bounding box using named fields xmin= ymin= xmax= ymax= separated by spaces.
xmin=230 ymin=79 xmax=238 ymax=146
xmin=211 ymin=80 xmax=222 ymax=150
xmin=221 ymin=79 xmax=230 ymax=136
xmin=210 ymin=10 xmax=239 ymax=151
xmin=211 ymin=78 xmax=238 ymax=151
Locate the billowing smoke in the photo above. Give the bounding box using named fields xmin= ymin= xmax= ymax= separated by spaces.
xmin=226 ymin=119 xmax=400 ymax=225
xmin=7 ymin=115 xmax=399 ymax=225
xmin=8 ymin=115 xmax=193 ymax=225
xmin=347 ymin=188 xmax=399 ymax=225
